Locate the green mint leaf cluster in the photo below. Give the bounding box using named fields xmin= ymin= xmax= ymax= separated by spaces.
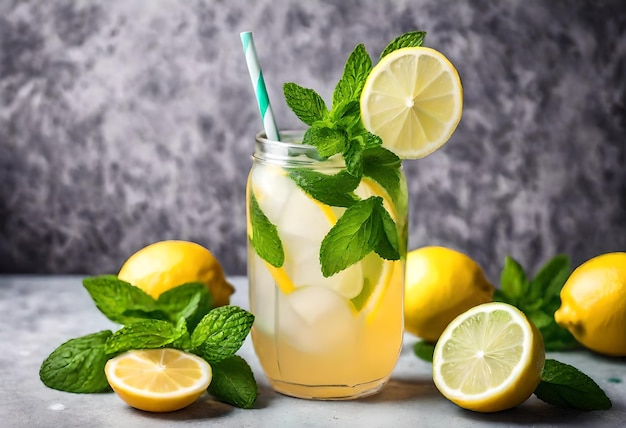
xmin=494 ymin=255 xmax=579 ymax=351
xmin=535 ymin=359 xmax=612 ymax=411
xmin=83 ymin=276 xmax=212 ymax=331
xmin=40 ymin=276 xmax=258 ymax=409
xmin=266 ymin=32 xmax=423 ymax=276
xmin=284 ymin=43 xmax=372 ymax=179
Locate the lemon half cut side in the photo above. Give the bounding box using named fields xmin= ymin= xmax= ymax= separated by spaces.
xmin=105 ymin=348 xmax=212 ymax=413
xmin=432 ymin=302 xmax=545 ymax=413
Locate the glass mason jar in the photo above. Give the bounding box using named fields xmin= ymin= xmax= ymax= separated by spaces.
xmin=246 ymin=130 xmax=408 ymax=400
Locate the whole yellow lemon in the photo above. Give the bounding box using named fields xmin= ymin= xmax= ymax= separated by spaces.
xmin=554 ymin=252 xmax=626 ymax=356
xmin=118 ymin=240 xmax=234 ymax=307
xmin=404 ymin=246 xmax=494 ymax=342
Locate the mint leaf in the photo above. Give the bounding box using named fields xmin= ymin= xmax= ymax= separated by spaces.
xmin=289 ymin=169 xmax=359 ymax=208
xmin=171 ymin=319 xmax=193 ymax=350
xmin=332 ymin=43 xmax=372 ymax=108
xmin=413 ymin=340 xmax=435 ymax=363
xmin=343 ymin=137 xmax=365 ymax=177
xmin=526 ymin=310 xmax=554 ymax=329
xmin=363 ymin=147 xmax=402 ymax=201
xmin=191 ymin=306 xmax=255 ymax=364
xmin=303 ymin=123 xmax=348 ymax=158
xmin=380 ymin=31 xmax=426 ymax=59
xmin=320 ymin=196 xmax=399 ymax=276
xmin=332 ymin=100 xmax=361 ymax=126
xmin=283 ymin=82 xmax=327 ymax=125
xmin=118 ymin=308 xmax=169 ymax=321
xmin=540 ymin=327 xmax=579 ymax=352
xmin=373 ymin=201 xmax=400 ymax=260
xmin=528 ymin=256 xmax=577 ymax=352
xmin=320 ymin=197 xmax=377 ymax=276
xmin=535 ymin=359 xmax=612 ymax=411
xmin=363 ymin=131 xmax=383 ymax=149
xmin=499 ymin=256 xmax=528 ymax=305
xmin=249 ymin=192 xmax=284 ymax=268
xmin=157 ymin=282 xmax=211 ymax=331
xmin=83 ymin=276 xmax=158 ymax=325
xmin=40 ymin=330 xmax=112 ymax=393
xmin=531 ymin=254 xmax=571 ymax=301
xmin=104 ymin=319 xmax=187 ymax=356
xmin=495 ymin=255 xmax=578 ymax=352
xmin=208 ymin=355 xmax=258 ymax=409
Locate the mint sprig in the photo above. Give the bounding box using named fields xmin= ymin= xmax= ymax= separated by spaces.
xmin=494 ymin=255 xmax=579 ymax=351
xmin=332 ymin=43 xmax=372 ymax=108
xmin=40 ymin=276 xmax=258 ymax=409
xmin=280 ymin=36 xmax=417 ymax=276
xmin=535 ymin=359 xmax=612 ymax=411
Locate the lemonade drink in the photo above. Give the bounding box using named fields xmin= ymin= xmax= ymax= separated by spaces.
xmin=247 ymin=131 xmax=408 ymax=399
xmin=244 ymin=30 xmax=463 ymax=399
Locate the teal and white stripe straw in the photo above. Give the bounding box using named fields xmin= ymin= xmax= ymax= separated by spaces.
xmin=240 ymin=31 xmax=280 ymax=142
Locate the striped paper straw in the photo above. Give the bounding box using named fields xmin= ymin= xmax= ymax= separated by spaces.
xmin=240 ymin=31 xmax=280 ymax=141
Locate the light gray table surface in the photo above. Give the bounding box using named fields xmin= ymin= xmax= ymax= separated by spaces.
xmin=1 ymin=275 xmax=624 ymax=428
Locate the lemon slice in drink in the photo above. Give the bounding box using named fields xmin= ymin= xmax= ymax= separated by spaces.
xmin=250 ymin=164 xmax=363 ymax=299
xmin=432 ymin=302 xmax=545 ymax=413
xmin=105 ymin=348 xmax=212 ymax=412
xmin=350 ymin=177 xmax=404 ymax=321
xmin=361 ymin=47 xmax=463 ymax=159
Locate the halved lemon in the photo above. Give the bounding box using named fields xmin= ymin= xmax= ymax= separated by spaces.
xmin=105 ymin=349 xmax=212 ymax=412
xmin=432 ymin=302 xmax=545 ymax=413
xmin=361 ymin=47 xmax=463 ymax=159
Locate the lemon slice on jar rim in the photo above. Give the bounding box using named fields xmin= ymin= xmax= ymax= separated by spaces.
xmin=361 ymin=46 xmax=463 ymax=159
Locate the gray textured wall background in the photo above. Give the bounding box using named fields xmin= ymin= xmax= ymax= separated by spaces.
xmin=0 ymin=0 xmax=625 ymax=282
